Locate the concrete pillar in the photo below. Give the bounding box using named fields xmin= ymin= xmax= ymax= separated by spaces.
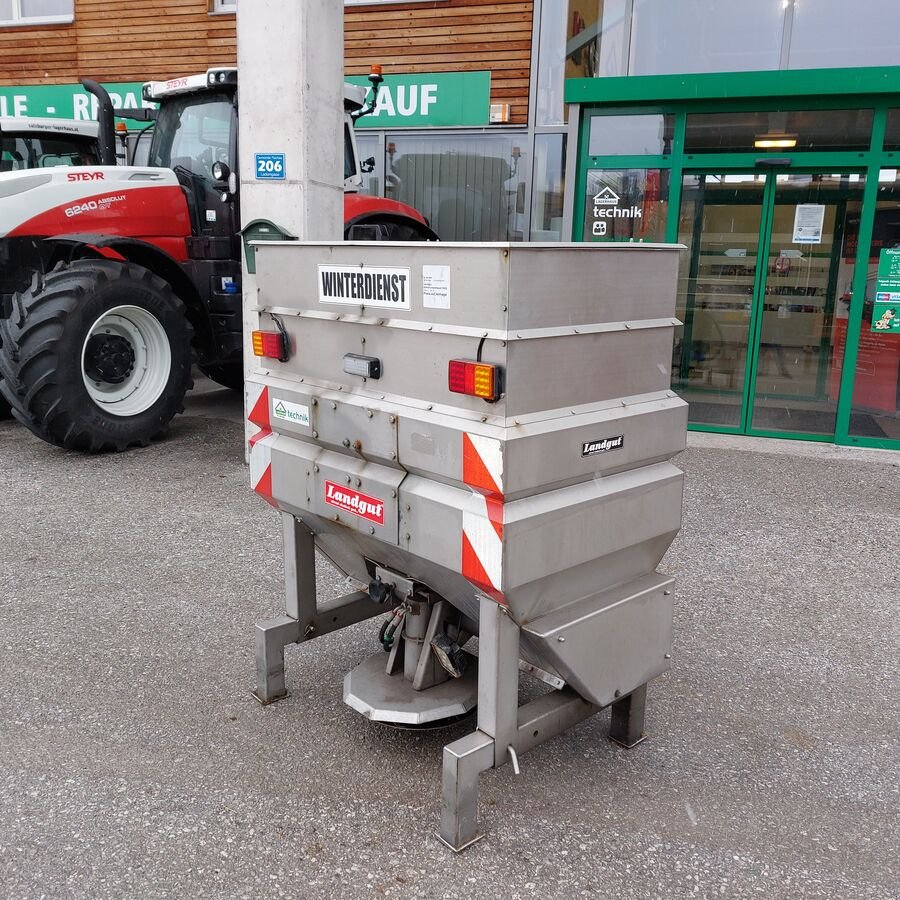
xmin=236 ymin=0 xmax=345 ymax=239
xmin=238 ymin=0 xmax=344 ymax=449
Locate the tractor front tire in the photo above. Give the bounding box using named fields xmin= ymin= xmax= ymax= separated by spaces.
xmin=0 ymin=259 xmax=193 ymax=452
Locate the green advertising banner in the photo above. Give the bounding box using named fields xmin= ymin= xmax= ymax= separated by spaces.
xmin=0 ymin=82 xmax=149 ymax=121
xmin=345 ymin=71 xmax=490 ymax=128
xmin=872 ymin=247 xmax=900 ymax=333
xmin=0 ymin=72 xmax=491 ymax=128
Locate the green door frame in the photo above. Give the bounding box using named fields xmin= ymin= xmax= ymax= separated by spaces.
xmin=567 ymin=66 xmax=900 ymax=450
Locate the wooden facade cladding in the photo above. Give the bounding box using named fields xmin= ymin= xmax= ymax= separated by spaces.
xmin=0 ymin=0 xmax=531 ymax=125
xmin=0 ymin=3 xmax=236 ymax=85
xmin=345 ymin=0 xmax=533 ymax=125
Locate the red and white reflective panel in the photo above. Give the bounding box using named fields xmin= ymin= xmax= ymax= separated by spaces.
xmin=462 ymin=432 xmax=503 ymax=498
xmin=248 ymin=428 xmax=277 ymax=508
xmin=460 ymin=432 xmax=505 ymax=603
xmin=246 ymin=382 xmax=270 ymax=431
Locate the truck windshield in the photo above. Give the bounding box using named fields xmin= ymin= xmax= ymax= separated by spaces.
xmin=0 ymin=135 xmax=99 ymax=170
xmin=148 ymin=91 xmax=234 ymax=181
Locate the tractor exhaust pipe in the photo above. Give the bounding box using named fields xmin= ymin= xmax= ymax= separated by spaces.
xmin=80 ymin=78 xmax=117 ymax=166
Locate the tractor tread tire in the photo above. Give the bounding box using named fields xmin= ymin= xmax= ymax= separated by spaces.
xmin=0 ymin=259 xmax=193 ymax=452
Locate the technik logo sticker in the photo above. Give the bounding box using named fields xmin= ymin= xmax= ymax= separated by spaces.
xmin=582 ymin=435 xmax=624 ymax=456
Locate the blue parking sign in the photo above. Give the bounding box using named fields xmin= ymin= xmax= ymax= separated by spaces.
xmin=255 ymin=153 xmax=285 ymax=180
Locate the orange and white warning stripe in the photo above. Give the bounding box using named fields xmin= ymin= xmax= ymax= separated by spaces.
xmin=461 ymin=432 xmax=505 ymax=604
xmin=247 ymin=382 xmax=277 ymax=507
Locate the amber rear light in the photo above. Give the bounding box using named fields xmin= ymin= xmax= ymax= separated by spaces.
xmin=448 ymin=359 xmax=501 ymax=402
xmin=252 ymin=330 xmax=289 ymax=362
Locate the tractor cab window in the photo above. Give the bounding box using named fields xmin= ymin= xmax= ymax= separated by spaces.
xmin=148 ymin=90 xmax=234 ymax=182
xmin=0 ymin=134 xmax=99 ymax=171
xmin=344 ymin=123 xmax=358 ymax=181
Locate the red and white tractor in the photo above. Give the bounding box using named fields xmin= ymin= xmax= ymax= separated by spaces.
xmin=0 ymin=67 xmax=435 ymax=448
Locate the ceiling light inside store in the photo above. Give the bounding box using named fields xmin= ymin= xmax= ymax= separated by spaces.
xmin=754 ymin=133 xmax=798 ymax=149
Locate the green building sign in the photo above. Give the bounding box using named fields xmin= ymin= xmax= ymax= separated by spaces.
xmin=346 ymin=71 xmax=491 ymax=128
xmin=0 ymin=82 xmax=147 ymax=121
xmin=872 ymin=248 xmax=900 ymax=333
xmin=0 ymin=71 xmax=491 ymax=129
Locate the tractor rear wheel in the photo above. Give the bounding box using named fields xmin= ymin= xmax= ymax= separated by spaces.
xmin=0 ymin=259 xmax=193 ymax=452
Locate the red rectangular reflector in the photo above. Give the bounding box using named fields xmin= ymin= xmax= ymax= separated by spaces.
xmin=448 ymin=359 xmax=500 ymax=401
xmin=252 ymin=330 xmax=288 ymax=361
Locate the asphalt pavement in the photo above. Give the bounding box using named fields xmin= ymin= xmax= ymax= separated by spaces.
xmin=1 ymin=381 xmax=898 ymax=899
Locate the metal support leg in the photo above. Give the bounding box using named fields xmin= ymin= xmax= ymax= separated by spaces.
xmin=437 ymin=730 xmax=494 ymax=852
xmin=282 ymin=512 xmax=316 ymax=621
xmin=252 ymin=514 xmax=314 ymax=704
xmin=609 ymin=683 xmax=648 ymax=748
xmin=436 ymin=596 xmax=520 ymax=852
xmin=253 ymin=615 xmax=301 ymax=704
xmin=477 ymin=596 xmax=520 ymax=767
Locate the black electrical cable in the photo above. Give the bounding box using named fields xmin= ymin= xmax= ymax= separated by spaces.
xmin=378 ymin=617 xmax=391 ymax=651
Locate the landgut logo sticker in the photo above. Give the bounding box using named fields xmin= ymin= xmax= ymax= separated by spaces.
xmin=272 ymin=398 xmax=310 ymax=427
xmin=582 ymin=435 xmax=624 ymax=456
xmin=318 ymin=264 xmax=411 ymax=310
xmin=324 ymin=481 xmax=385 ymax=525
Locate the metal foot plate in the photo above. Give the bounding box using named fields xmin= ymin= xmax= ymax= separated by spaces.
xmin=250 ymin=689 xmax=289 ymax=706
xmin=434 ymin=831 xmax=485 ymax=853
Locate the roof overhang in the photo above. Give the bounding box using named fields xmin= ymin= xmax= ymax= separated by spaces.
xmin=564 ymin=65 xmax=900 ymax=107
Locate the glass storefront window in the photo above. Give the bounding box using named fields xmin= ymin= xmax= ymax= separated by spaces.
xmin=565 ymin=0 xmax=629 ymax=81
xmin=536 ymin=0 xmax=568 ymax=126
xmin=883 ymin=110 xmax=900 ymax=152
xmin=582 ymin=168 xmax=669 ymax=242
xmin=629 ymin=0 xmax=785 ymax=76
xmin=788 ymin=0 xmax=900 ymax=70
xmin=384 ymin=133 xmax=527 ymax=241
xmin=684 ymin=110 xmax=874 ymax=154
xmin=588 ymin=113 xmax=675 ymax=156
xmin=530 ymin=134 xmax=567 ymax=241
xmin=846 ymin=169 xmax=900 ymax=440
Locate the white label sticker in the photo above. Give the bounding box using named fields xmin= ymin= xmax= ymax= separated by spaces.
xmin=272 ymin=398 xmax=310 ymax=427
xmin=318 ymin=264 xmax=411 ymax=309
xmin=792 ymin=204 xmax=825 ymax=244
xmin=422 ymin=265 xmax=451 ymax=309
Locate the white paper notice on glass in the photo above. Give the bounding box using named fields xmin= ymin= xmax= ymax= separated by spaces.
xmin=792 ymin=204 xmax=826 ymax=244
xmin=422 ymin=265 xmax=451 ymax=309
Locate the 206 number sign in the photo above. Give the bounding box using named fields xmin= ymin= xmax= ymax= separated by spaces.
xmin=255 ymin=153 xmax=285 ymax=180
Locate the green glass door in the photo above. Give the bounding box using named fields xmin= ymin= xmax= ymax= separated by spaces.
xmin=674 ymin=173 xmax=766 ymax=428
xmin=747 ymin=173 xmax=866 ymax=437
xmin=675 ymin=169 xmax=866 ymax=439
